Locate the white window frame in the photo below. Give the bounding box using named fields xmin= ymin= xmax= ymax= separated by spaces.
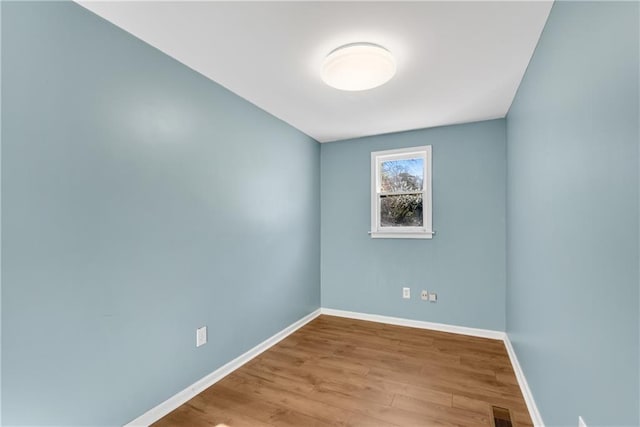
xmin=370 ymin=145 xmax=433 ymax=239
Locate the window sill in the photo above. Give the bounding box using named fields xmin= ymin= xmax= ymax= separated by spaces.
xmin=369 ymin=231 xmax=434 ymax=239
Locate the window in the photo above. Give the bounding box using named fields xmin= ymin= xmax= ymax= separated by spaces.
xmin=370 ymin=145 xmax=432 ymax=239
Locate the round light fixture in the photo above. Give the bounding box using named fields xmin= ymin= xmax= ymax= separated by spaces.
xmin=321 ymin=42 xmax=396 ymax=91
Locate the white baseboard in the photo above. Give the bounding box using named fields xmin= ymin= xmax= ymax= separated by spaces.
xmin=125 ymin=307 xmax=543 ymax=427
xmin=504 ymin=335 xmax=545 ymax=426
xmin=320 ymin=307 xmax=506 ymax=340
xmin=124 ymin=308 xmax=322 ymax=427
xmin=323 ymin=307 xmax=543 ymax=426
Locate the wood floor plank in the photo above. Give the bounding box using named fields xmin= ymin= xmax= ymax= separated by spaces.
xmin=153 ymin=315 xmax=533 ymax=427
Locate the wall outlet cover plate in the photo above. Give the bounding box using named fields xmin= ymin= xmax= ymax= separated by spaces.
xmin=196 ymin=326 xmax=207 ymax=347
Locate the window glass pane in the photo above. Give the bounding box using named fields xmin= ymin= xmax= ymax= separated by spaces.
xmin=380 ymin=194 xmax=423 ymax=227
xmin=381 ymin=158 xmax=424 ymax=192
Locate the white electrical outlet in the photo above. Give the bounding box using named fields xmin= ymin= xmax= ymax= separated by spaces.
xmin=429 ymin=292 xmax=437 ymax=302
xmin=402 ymin=287 xmax=411 ymax=299
xmin=196 ymin=326 xmax=207 ymax=347
xmin=578 ymin=416 xmax=587 ymax=427
xmin=421 ymin=290 xmax=429 ymax=300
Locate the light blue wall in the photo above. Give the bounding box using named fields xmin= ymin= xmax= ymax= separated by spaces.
xmin=1 ymin=2 xmax=320 ymax=425
xmin=506 ymin=2 xmax=639 ymax=426
xmin=321 ymin=120 xmax=507 ymax=331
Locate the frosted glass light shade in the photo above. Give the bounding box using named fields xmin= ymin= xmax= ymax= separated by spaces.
xmin=321 ymin=43 xmax=396 ymax=91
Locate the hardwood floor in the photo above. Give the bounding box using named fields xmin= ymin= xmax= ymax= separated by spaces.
xmin=153 ymin=315 xmax=532 ymax=427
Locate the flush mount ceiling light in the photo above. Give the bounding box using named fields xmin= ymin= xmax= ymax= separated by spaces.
xmin=321 ymin=42 xmax=396 ymax=91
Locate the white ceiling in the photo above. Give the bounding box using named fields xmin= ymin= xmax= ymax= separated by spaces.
xmin=78 ymin=1 xmax=552 ymax=143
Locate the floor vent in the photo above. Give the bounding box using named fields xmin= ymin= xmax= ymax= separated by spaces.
xmin=491 ymin=406 xmax=513 ymax=427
